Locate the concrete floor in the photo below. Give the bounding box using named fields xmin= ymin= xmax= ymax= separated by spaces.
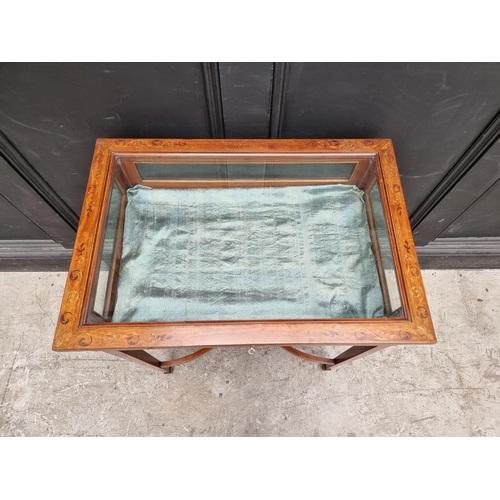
xmin=0 ymin=270 xmax=499 ymax=436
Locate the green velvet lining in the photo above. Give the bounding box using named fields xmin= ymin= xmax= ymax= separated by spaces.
xmin=112 ymin=184 xmax=384 ymax=322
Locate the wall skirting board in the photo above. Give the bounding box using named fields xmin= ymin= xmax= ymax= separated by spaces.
xmin=416 ymin=238 xmax=500 ymax=269
xmin=0 ymin=240 xmax=73 ymax=271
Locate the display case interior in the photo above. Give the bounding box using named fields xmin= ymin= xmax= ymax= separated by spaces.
xmin=87 ymin=153 xmax=404 ymax=325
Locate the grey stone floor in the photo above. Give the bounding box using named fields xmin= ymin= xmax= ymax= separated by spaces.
xmin=0 ymin=270 xmax=499 ymax=436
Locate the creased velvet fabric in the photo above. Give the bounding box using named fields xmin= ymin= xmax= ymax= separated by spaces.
xmin=112 ymin=184 xmax=384 ymax=322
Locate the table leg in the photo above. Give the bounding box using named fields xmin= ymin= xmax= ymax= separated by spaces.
xmin=322 ymin=345 xmax=388 ymax=371
xmin=281 ymin=345 xmax=388 ymax=371
xmin=103 ymin=349 xmax=173 ymax=374
xmin=103 ymin=348 xmax=213 ymax=374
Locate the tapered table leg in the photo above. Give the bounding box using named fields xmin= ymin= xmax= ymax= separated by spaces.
xmin=104 ymin=348 xmax=213 ymax=374
xmin=104 ymin=349 xmax=173 ymax=374
xmin=282 ymin=345 xmax=389 ymax=371
xmin=322 ymin=345 xmax=388 ymax=370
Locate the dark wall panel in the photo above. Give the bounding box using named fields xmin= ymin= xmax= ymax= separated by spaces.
xmin=280 ymin=62 xmax=500 ymax=215
xmin=0 ymin=63 xmax=212 ymax=214
xmin=0 ymin=155 xmax=76 ymax=246
xmin=441 ymin=178 xmax=500 ymax=237
xmin=413 ymin=137 xmax=500 ymax=244
xmin=1 ymin=62 xmax=500 ymax=269
xmin=219 ymin=62 xmax=274 ymax=138
xmin=0 ymin=195 xmax=48 ymax=239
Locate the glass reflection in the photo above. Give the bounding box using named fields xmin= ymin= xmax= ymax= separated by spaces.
xmin=366 ymin=183 xmax=403 ymax=317
xmin=136 ymin=162 xmax=356 ymax=180
xmin=92 ymin=182 xmax=122 ymax=319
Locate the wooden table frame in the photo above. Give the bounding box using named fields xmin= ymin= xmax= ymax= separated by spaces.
xmin=53 ymin=139 xmax=436 ymax=374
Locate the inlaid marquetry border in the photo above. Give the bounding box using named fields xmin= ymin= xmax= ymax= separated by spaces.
xmin=53 ymin=138 xmax=436 ymax=351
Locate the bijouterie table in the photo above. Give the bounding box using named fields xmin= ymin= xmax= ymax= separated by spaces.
xmin=53 ymin=139 xmax=435 ymax=374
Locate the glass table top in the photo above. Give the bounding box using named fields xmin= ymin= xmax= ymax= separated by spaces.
xmin=86 ymin=153 xmax=404 ymax=324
